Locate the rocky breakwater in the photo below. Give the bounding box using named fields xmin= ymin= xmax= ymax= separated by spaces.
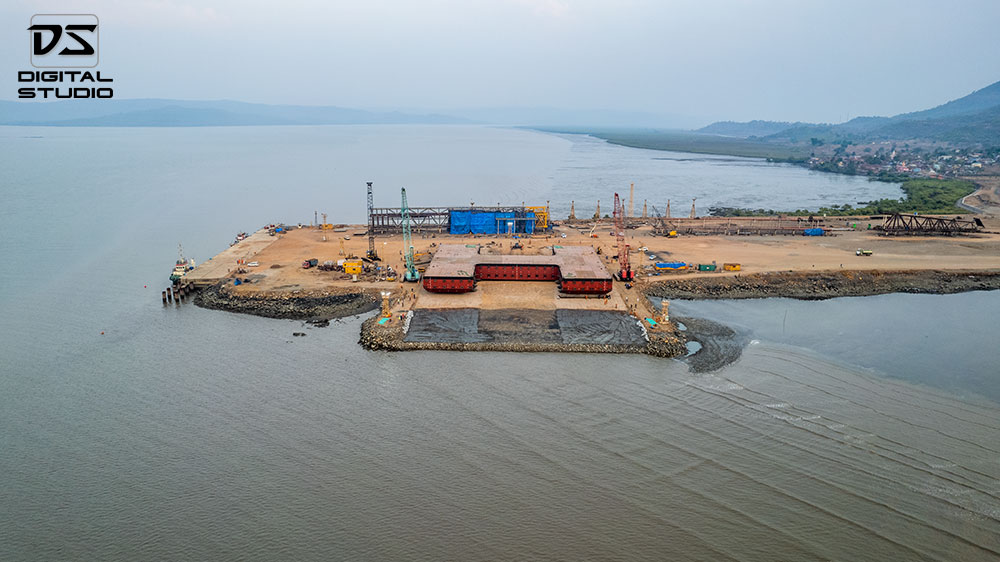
xmin=359 ymin=314 xmax=687 ymax=357
xmin=645 ymin=269 xmax=1000 ymax=301
xmin=194 ymin=283 xmax=378 ymax=320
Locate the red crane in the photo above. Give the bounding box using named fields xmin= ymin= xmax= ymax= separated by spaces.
xmin=613 ymin=193 xmax=633 ymax=281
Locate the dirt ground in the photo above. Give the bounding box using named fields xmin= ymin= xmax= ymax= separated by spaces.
xmin=960 ymin=176 xmax=1000 ymax=214
xmin=196 ymin=214 xmax=1000 ymax=322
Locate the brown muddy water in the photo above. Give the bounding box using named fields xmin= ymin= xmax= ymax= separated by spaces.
xmin=3 ymin=302 xmax=998 ymax=561
xmin=1 ymin=126 xmax=995 ymax=561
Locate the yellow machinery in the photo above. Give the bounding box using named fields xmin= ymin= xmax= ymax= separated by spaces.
xmin=381 ymin=292 xmax=392 ymax=318
xmin=723 ymin=263 xmax=741 ymax=271
xmin=526 ymin=205 xmax=549 ymax=230
xmin=343 ymin=260 xmax=363 ymax=275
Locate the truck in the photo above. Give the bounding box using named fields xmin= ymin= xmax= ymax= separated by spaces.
xmin=302 ymin=258 xmax=319 ymax=268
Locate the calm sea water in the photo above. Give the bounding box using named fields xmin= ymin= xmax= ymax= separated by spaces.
xmin=1 ymin=125 xmax=997 ymax=561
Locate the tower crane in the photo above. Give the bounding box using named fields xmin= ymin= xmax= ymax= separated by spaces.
xmin=401 ymin=187 xmax=420 ymax=282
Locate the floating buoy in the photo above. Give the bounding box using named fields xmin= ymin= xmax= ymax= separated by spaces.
xmin=100 ymin=331 xmax=105 ymax=335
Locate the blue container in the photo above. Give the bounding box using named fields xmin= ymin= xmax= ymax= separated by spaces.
xmin=803 ymin=228 xmax=824 ymax=236
xmin=655 ymin=262 xmax=687 ymax=269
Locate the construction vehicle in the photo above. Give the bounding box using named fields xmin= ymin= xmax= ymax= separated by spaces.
xmin=856 ymin=248 xmax=873 ymax=256
xmin=649 ymin=204 xmax=678 ymax=237
xmin=302 ymin=258 xmax=318 ymax=269
xmin=381 ymin=292 xmax=392 ymax=318
xmin=401 ymin=188 xmax=420 ymax=282
xmin=613 ymin=193 xmax=633 ymax=281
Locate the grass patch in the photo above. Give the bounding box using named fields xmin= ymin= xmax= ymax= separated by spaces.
xmin=709 ymin=178 xmax=978 ymax=217
xmin=532 ymin=127 xmax=811 ymax=162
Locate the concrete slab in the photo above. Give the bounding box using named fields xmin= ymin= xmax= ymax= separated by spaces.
xmin=184 ymin=229 xmax=278 ymax=285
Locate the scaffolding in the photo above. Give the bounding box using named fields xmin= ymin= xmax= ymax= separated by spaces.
xmin=526 ymin=205 xmax=550 ymax=230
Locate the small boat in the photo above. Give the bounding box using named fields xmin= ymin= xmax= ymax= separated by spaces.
xmin=169 ymin=244 xmax=194 ymax=282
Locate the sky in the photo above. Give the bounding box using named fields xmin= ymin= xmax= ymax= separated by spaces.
xmin=3 ymin=0 xmax=1000 ymax=127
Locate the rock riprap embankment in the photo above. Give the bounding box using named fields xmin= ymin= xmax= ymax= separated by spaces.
xmin=194 ymin=284 xmax=378 ymax=320
xmin=644 ymin=270 xmax=1000 ymax=301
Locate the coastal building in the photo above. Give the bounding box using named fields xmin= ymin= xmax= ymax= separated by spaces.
xmin=422 ymin=244 xmax=613 ymax=295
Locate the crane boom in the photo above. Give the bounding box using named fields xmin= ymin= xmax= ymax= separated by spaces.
xmin=366 ymin=181 xmax=378 ymax=260
xmin=401 ymin=187 xmax=420 ymax=282
xmin=613 ymin=193 xmax=632 ymax=281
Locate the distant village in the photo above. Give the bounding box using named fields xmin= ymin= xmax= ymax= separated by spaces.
xmin=805 ymin=141 xmax=1000 ymax=178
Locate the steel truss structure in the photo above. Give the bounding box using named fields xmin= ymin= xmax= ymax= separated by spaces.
xmin=369 ymin=206 xmax=530 ymax=234
xmin=880 ymin=213 xmax=984 ymax=235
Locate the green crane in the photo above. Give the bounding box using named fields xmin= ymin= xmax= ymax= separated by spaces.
xmin=401 ymin=187 xmax=420 ymax=282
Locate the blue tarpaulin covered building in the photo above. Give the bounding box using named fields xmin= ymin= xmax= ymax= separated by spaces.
xmin=449 ymin=210 xmax=471 ymax=234
xmin=470 ymin=212 xmax=495 ymax=234
xmin=496 ymin=212 xmax=515 ymax=234
xmin=449 ymin=209 xmax=537 ymax=235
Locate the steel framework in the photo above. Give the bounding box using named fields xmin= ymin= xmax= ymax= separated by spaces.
xmin=370 ymin=206 xmax=450 ymax=234
xmin=369 ymin=205 xmax=533 ymax=234
xmin=880 ymin=213 xmax=984 ymax=235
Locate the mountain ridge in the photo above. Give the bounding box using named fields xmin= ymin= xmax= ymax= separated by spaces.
xmin=696 ymin=80 xmax=1000 ymax=146
xmin=0 ymin=98 xmax=469 ymax=126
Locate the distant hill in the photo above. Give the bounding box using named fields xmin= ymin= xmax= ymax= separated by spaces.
xmin=696 ymin=120 xmax=803 ymax=137
xmin=0 ymin=99 xmax=468 ymax=127
xmin=696 ymin=79 xmax=1000 ymax=146
xmin=894 ymin=80 xmax=1000 ymax=121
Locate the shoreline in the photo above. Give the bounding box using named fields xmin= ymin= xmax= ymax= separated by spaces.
xmin=643 ymin=269 xmax=1000 ymax=301
xmin=193 ymin=284 xmax=379 ymax=320
xmin=189 ymin=268 xmax=999 ymax=372
xmin=357 ymin=314 xmax=688 ymax=358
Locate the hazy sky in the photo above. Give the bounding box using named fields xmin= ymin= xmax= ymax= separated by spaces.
xmin=3 ymin=0 xmax=1000 ymax=126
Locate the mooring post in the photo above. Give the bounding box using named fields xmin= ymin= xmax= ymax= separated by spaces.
xmin=162 ymin=290 xmax=167 ymax=304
